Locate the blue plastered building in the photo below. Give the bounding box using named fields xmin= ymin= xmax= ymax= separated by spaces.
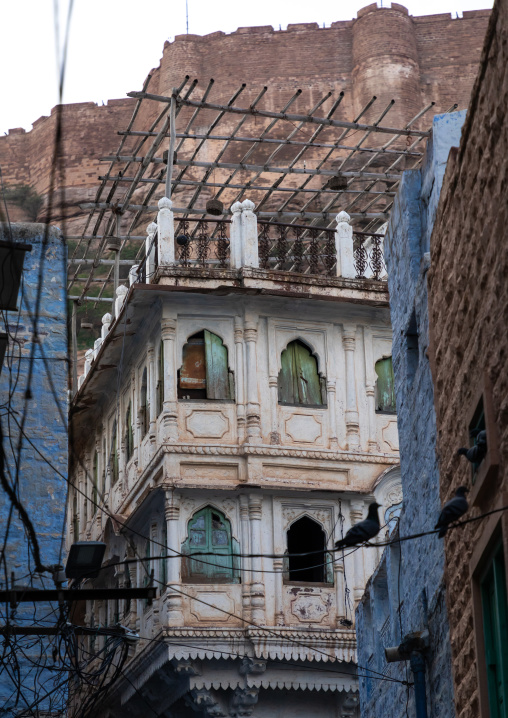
xmin=355 ymin=112 xmax=466 ymax=718
xmin=0 ymin=223 xmax=68 ymax=716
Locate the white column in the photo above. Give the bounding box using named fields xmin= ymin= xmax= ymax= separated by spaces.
xmin=230 ymin=202 xmax=243 ymax=269
xmin=244 ymin=320 xmax=262 ymax=444
xmin=335 ymin=211 xmax=355 ymax=279
xmin=239 ymin=495 xmax=251 ymax=621
xmin=241 ymin=199 xmax=259 ymax=268
xmin=334 ymin=562 xmax=346 ymax=621
xmin=342 ymin=325 xmax=360 ymax=449
xmin=145 ymin=222 xmax=157 ymax=282
xmin=165 ymin=491 xmax=184 ymax=625
xmin=234 ymin=317 xmax=246 ymax=443
xmin=249 ymin=495 xmax=265 ymax=624
xmin=157 ymin=197 xmax=175 ymax=265
xmin=269 ymin=375 xmax=280 ymax=445
xmin=327 ymin=379 xmax=338 ymax=450
xmin=363 ymin=327 xmax=379 ymax=452
xmin=161 ymin=317 xmax=178 ymax=442
xmin=272 ymin=499 xmax=284 ymax=626
xmin=350 ymin=500 xmax=366 ymax=603
xmin=147 ymin=343 xmax=157 ymax=441
xmin=229 ymin=199 xmax=259 ymax=269
xmin=93 ymin=337 xmax=102 ymax=361
xmin=129 ymin=265 xmax=139 ymax=286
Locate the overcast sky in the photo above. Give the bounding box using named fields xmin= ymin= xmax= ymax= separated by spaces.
xmin=0 ymin=0 xmax=493 ymax=135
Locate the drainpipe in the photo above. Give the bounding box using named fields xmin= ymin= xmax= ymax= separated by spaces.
xmin=410 ymin=651 xmax=428 ymax=718
xmin=385 ymin=631 xmax=429 ymax=718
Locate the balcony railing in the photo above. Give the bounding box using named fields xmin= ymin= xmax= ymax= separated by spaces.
xmin=130 ymin=197 xmax=387 ymax=289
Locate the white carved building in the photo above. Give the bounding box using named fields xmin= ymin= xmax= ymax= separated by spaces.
xmin=69 ymin=198 xmax=401 ymax=717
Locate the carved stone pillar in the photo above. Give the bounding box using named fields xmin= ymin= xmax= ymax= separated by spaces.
xmin=161 ymin=318 xmax=178 ymax=442
xmin=132 ymin=374 xmax=140 ymax=470
xmin=342 ymin=326 xmax=360 ymax=449
xmin=271 ymin=498 xmax=284 ymax=625
xmin=244 ymin=321 xmax=262 ymax=444
xmin=165 ymin=491 xmax=184 ymax=626
xmin=147 ymin=343 xmax=157 ymax=442
xmin=363 ymin=327 xmax=379 ymax=451
xmin=334 ymin=562 xmax=346 ymax=621
xmin=327 ymin=380 xmax=338 ymax=450
xmin=350 ymin=500 xmax=366 ymax=602
xmin=234 ymin=317 xmax=246 ymax=443
xmin=239 ymin=494 xmax=251 ymax=620
xmin=249 ymin=495 xmax=265 ymax=623
xmin=269 ymin=375 xmax=280 ymax=445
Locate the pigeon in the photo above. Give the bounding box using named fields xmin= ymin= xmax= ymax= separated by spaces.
xmin=457 ymin=430 xmax=487 ymax=464
xmin=335 ymin=503 xmax=381 ymax=550
xmin=434 ymin=487 xmax=468 ymax=538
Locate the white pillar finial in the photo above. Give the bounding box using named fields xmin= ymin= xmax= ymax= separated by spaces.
xmin=115 ymin=284 xmax=128 ymax=316
xmin=230 ymin=198 xmax=259 ymax=269
xmin=157 ymin=197 xmax=175 ymax=266
xmin=101 ymin=313 xmax=112 ymax=340
xmin=335 ymin=211 xmax=355 ymax=279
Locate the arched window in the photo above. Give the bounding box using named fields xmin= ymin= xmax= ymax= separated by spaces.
xmin=182 ymin=506 xmax=240 ymax=583
xmin=286 ymin=516 xmax=332 ymax=584
xmin=178 ymin=331 xmax=234 ymax=401
xmin=140 ymin=367 xmax=148 ymax=437
xmin=278 ymin=340 xmax=325 ymax=406
xmin=156 ymin=341 xmax=164 ymax=416
xmin=125 ymin=403 xmax=134 ymax=461
xmin=375 ymin=357 xmax=396 ymax=413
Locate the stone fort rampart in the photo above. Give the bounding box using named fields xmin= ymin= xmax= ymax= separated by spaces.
xmin=0 ymin=3 xmax=490 ymax=231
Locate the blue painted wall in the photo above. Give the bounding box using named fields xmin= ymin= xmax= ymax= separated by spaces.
xmin=0 ymin=223 xmax=68 ymax=715
xmin=356 ymin=112 xmax=466 ymax=718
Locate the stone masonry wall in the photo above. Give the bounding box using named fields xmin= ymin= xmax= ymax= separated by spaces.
xmin=356 ymin=111 xmax=466 ymax=718
xmin=427 ymin=0 xmax=508 ymax=716
xmin=0 ymin=223 xmax=68 ymax=714
xmin=0 ymin=5 xmax=489 ymax=236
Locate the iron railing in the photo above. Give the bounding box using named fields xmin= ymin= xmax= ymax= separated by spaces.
xmin=174 ymin=218 xmax=231 ymax=268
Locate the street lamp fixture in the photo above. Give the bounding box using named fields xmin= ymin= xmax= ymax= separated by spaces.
xmin=65 ymin=541 xmax=106 ymax=580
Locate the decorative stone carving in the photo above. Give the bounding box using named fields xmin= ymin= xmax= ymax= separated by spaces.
xmin=290 ymin=593 xmax=331 ymax=623
xmin=284 ymin=414 xmax=322 ymax=443
xmin=381 ymin=419 xmax=399 ymax=451
xmin=186 ymin=410 xmax=230 ymax=439
xmin=190 ymin=591 xmax=235 ymax=622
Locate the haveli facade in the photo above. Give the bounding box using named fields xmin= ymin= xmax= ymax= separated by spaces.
xmin=69 ymin=204 xmax=402 ymax=716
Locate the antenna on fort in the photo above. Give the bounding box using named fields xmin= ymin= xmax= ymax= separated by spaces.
xmin=186 ymin=0 xmax=189 ymax=34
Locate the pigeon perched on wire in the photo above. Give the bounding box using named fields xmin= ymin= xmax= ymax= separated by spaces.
xmin=434 ymin=487 xmax=468 ymax=538
xmin=335 ymin=503 xmax=381 ymax=550
xmin=457 ymin=429 xmax=487 ymax=464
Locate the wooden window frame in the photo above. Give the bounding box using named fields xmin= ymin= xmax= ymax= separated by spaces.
xmin=465 ymin=373 xmax=500 ymax=507
xmin=278 ymin=339 xmax=326 ymax=408
xmin=375 ymin=355 xmax=396 ymax=415
xmin=470 ymin=492 xmax=508 ymax=718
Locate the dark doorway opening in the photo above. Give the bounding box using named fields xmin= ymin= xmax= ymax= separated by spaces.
xmin=287 ymin=516 xmax=327 ymax=583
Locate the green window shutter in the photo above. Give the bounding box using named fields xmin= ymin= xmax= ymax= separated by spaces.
xmin=481 ymin=543 xmax=508 ymax=718
xmin=112 ymin=423 xmax=119 ymax=485
xmin=375 ymin=357 xmax=396 ymax=413
xmin=183 ymin=507 xmax=239 ymax=583
xmin=204 ymin=330 xmax=232 ymax=400
xmin=278 ymin=340 xmax=323 ymax=406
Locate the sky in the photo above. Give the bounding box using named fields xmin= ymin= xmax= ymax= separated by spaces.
xmin=0 ymin=0 xmax=494 ymax=136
